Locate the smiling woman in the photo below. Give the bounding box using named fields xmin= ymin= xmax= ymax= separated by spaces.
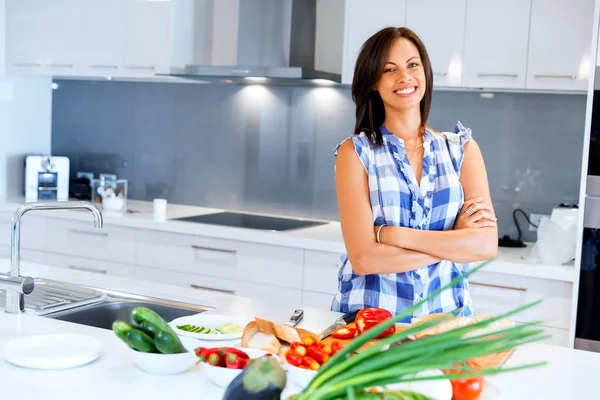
xmin=331 ymin=27 xmax=498 ymax=322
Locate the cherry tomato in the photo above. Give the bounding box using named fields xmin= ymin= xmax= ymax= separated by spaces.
xmin=443 ymin=359 xmax=484 ymax=400
xmin=303 ymin=337 xmax=316 ymax=347
xmin=285 ymin=349 xmax=303 ymax=367
xmin=294 ymin=345 xmax=307 ymax=357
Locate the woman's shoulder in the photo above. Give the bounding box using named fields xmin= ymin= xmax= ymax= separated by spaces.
xmin=430 ymin=121 xmax=473 ymax=146
xmin=333 ymin=131 xmax=375 ymax=157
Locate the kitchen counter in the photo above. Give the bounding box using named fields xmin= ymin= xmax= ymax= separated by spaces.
xmin=0 ymin=260 xmax=595 ymax=399
xmin=0 ymin=197 xmax=576 ymax=282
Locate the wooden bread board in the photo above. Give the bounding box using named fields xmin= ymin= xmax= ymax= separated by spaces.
xmin=252 ymin=317 xmax=514 ymax=369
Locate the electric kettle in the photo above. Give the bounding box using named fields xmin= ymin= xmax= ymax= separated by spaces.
xmin=550 ymin=203 xmax=579 ymax=232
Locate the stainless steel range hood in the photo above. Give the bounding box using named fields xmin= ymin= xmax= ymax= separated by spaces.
xmin=166 ymin=0 xmax=343 ymax=84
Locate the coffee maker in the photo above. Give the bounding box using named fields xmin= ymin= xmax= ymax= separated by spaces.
xmin=24 ymin=155 xmax=70 ymax=201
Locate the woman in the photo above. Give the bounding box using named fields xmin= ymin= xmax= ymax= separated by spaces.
xmin=331 ymin=27 xmax=498 ymax=322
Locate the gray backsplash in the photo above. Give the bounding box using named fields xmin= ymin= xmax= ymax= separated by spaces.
xmin=51 ymin=79 xmax=587 ymax=242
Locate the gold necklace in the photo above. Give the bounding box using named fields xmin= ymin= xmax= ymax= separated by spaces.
xmin=405 ymin=141 xmax=424 ymax=151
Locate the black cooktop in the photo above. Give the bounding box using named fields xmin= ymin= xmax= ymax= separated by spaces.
xmin=171 ymin=212 xmax=327 ymax=232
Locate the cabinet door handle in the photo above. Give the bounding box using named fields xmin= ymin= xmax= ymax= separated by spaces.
xmin=433 ymin=72 xmax=447 ymax=76
xmin=69 ymin=229 xmax=109 ymax=237
xmin=470 ymin=281 xmax=527 ymax=292
xmin=533 ymin=74 xmax=577 ymax=80
xmin=46 ymin=63 xmax=74 ymax=68
xmin=125 ymin=65 xmax=155 ymax=71
xmin=477 ymin=73 xmax=518 ymax=78
xmin=190 ymin=284 xmax=235 ymax=295
xmin=13 ymin=62 xmax=42 ymax=67
xmin=68 ymin=265 xmax=108 ymax=274
xmin=90 ymin=64 xmax=119 ymax=69
xmin=190 ymin=245 xmax=236 ymax=255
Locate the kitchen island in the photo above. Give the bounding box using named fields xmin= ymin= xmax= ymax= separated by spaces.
xmin=0 ymin=260 xmax=595 ymax=400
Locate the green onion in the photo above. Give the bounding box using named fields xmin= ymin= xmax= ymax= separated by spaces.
xmin=293 ymin=260 xmax=548 ymax=400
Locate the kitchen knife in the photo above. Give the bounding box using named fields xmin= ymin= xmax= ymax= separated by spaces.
xmin=283 ymin=309 xmax=304 ymax=327
xmin=318 ymin=310 xmax=359 ymax=340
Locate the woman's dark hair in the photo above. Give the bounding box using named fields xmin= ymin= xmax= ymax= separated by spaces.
xmin=352 ymin=27 xmax=433 ymax=145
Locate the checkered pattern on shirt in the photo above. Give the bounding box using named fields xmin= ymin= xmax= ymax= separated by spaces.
xmin=331 ymin=121 xmax=473 ymax=323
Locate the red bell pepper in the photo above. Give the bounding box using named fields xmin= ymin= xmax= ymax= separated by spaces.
xmin=355 ymin=308 xmax=396 ymax=339
xmin=330 ymin=326 xmax=357 ymax=339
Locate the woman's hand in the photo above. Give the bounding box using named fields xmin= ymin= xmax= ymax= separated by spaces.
xmin=454 ymin=197 xmax=497 ymax=230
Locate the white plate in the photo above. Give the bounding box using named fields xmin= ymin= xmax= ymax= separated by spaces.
xmin=169 ymin=314 xmax=248 ymax=341
xmin=3 ymin=333 xmax=102 ymax=370
xmin=480 ymin=380 xmax=502 ymax=400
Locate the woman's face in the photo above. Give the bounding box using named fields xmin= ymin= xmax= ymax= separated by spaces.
xmin=373 ymin=38 xmax=426 ymax=112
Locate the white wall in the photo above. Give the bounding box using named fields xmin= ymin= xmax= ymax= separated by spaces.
xmin=0 ymin=0 xmax=5 ymax=76
xmin=0 ymin=76 xmax=52 ymax=198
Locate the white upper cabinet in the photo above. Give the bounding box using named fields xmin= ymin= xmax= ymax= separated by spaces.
xmin=79 ymin=0 xmax=124 ymax=75
xmin=341 ymin=0 xmax=407 ymax=84
xmin=5 ymin=0 xmax=46 ymax=73
xmin=405 ymin=0 xmax=467 ymax=88
xmin=526 ymin=0 xmax=595 ymax=91
xmin=462 ymin=0 xmax=531 ymax=89
xmin=122 ymin=0 xmax=171 ymax=75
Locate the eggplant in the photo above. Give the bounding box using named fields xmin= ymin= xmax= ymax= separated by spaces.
xmin=223 ymin=356 xmax=287 ymax=400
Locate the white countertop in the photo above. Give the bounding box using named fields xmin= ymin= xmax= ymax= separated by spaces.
xmin=0 ymin=197 xmax=576 ymax=282
xmin=0 ymin=260 xmax=595 ymax=399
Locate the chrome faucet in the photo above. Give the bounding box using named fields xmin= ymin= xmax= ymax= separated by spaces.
xmin=1 ymin=201 xmax=103 ymax=313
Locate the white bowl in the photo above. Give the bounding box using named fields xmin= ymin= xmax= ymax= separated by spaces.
xmin=201 ymin=348 xmax=278 ymax=388
xmin=283 ymin=359 xmax=318 ymax=388
xmin=128 ymin=336 xmax=200 ymax=375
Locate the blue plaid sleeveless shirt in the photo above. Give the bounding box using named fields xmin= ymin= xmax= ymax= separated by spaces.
xmin=331 ymin=122 xmax=473 ymax=322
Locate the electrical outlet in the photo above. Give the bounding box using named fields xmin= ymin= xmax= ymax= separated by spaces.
xmin=529 ymin=213 xmax=550 ymax=231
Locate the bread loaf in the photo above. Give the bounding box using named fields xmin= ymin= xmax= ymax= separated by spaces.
xmin=411 ymin=313 xmax=515 ymax=338
xmin=241 ymin=321 xmax=281 ymax=354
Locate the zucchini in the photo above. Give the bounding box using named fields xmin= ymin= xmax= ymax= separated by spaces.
xmin=125 ymin=328 xmax=158 ymax=353
xmin=138 ymin=320 xmax=160 ymax=338
xmin=112 ymin=320 xmax=135 ymax=349
xmin=131 ymin=306 xmax=178 ymax=336
xmin=154 ymin=329 xmax=187 ymax=354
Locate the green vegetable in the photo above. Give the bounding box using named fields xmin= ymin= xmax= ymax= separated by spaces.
xmin=292 ymin=260 xmax=549 ymax=400
xmin=138 ymin=320 xmax=160 ymax=338
xmin=334 ymin=391 xmax=433 ymax=400
xmin=216 ymin=321 xmax=243 ymax=334
xmin=176 ymin=324 xmax=214 ymax=334
xmin=125 ymin=328 xmax=158 ymax=353
xmin=131 ymin=306 xmax=178 ymax=336
xmin=112 ymin=320 xmax=135 ymax=349
xmin=154 ymin=329 xmax=187 ymax=354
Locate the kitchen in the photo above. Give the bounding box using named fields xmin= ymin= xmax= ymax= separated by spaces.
xmin=0 ymin=0 xmax=599 ymax=398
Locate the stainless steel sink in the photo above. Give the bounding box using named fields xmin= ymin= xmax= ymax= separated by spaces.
xmin=44 ymin=289 xmax=213 ymax=330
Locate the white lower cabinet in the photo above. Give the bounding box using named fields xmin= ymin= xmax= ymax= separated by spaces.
xmin=45 ymin=252 xmax=136 ymax=278
xmin=302 ymin=290 xmax=335 ymax=309
xmin=0 ymin=212 xmax=47 ymax=250
xmin=140 ymin=266 xmax=303 ymax=309
xmin=135 ymin=230 xmax=304 ymax=290
xmin=46 ymin=218 xmax=136 ymax=264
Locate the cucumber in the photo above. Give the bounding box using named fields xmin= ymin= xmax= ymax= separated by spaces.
xmin=112 ymin=320 xmax=136 ymax=349
xmin=138 ymin=320 xmax=160 ymax=338
xmin=154 ymin=329 xmax=187 ymax=354
xmin=131 ymin=306 xmax=178 ymax=336
xmin=125 ymin=328 xmax=158 ymax=353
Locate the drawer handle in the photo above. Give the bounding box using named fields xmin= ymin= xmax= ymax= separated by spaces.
xmin=125 ymin=65 xmax=155 ymax=71
xmin=533 ymin=74 xmax=577 ymax=80
xmin=69 ymin=229 xmax=109 ymax=237
xmin=433 ymin=72 xmax=447 ymax=76
xmin=190 ymin=245 xmax=236 ymax=255
xmin=470 ymin=281 xmax=527 ymax=292
xmin=90 ymin=64 xmax=119 ymax=69
xmin=477 ymin=73 xmax=518 ymax=78
xmin=68 ymin=265 xmax=108 ymax=275
xmin=47 ymin=63 xmax=74 ymax=68
xmin=190 ymin=284 xmax=235 ymax=295
xmin=13 ymin=62 xmax=42 ymax=67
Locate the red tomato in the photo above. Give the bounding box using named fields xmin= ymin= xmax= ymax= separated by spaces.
xmin=443 ymin=360 xmax=484 ymax=400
